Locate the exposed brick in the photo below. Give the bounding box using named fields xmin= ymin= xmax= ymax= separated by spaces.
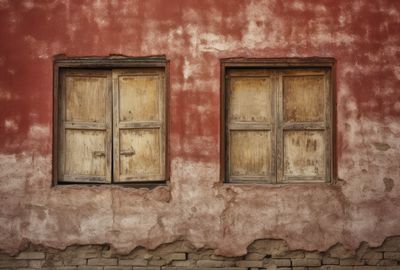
xmin=78 ymin=266 xmax=103 ymax=270
xmin=124 ymin=250 xmax=153 ymax=260
xmin=305 ymin=252 xmax=322 ymax=258
xmin=319 ymin=266 xmax=352 ymax=270
xmin=322 ymin=257 xmax=340 ymax=265
xmin=264 ymin=258 xmax=291 ymax=267
xmin=245 ymin=252 xmax=265 ymax=260
xmin=44 ymin=253 xmax=63 ymax=267
xmin=171 ymin=260 xmax=195 ymax=267
xmin=353 ymin=266 xmax=389 ymax=270
xmin=102 ymin=250 xmax=115 ymax=258
xmin=161 ymin=267 xmax=191 ymax=270
xmin=195 ymin=250 xmax=215 ymax=260
xmin=87 ymin=258 xmax=118 ymax=266
xmin=0 ymin=260 xmax=29 ymax=267
xmin=0 ymin=254 xmax=14 ymax=260
xmin=376 ymin=237 xmax=400 ymax=252
xmin=104 ymin=267 xmax=132 ymax=270
xmin=355 ymin=242 xmax=369 ymax=259
xmin=186 ymin=253 xmax=198 ymax=260
xmin=209 ymin=255 xmax=237 ymax=261
xmin=362 ymin=250 xmax=383 ymax=260
xmin=152 ymin=241 xmax=194 ymax=254
xmin=28 ymin=260 xmax=44 ymax=268
xmin=278 ymin=250 xmax=305 ymax=259
xmin=327 ymin=244 xmax=355 ymax=259
xmin=76 ymin=247 xmax=102 ymax=259
xmin=291 ymin=258 xmax=321 ymax=267
xmin=148 ymin=260 xmax=166 ymax=266
xmin=235 ymin=260 xmax=263 ymax=267
xmin=384 ymin=251 xmax=400 ymax=260
xmin=162 ymin=253 xmax=186 ymax=261
xmin=63 ymin=258 xmax=87 ymax=266
xmin=248 ymin=239 xmax=288 ymax=256
xmin=364 ymin=259 xmax=379 ymax=265
xmin=133 ymin=267 xmax=160 ymax=270
xmin=16 ymin=252 xmax=45 ymax=260
xmin=196 ymin=259 xmax=236 ymax=268
xmin=1 ymin=238 xmax=400 ymax=270
xmin=195 ymin=268 xmax=247 ymax=270
xmin=377 ymin=259 xmax=399 ymax=266
xmin=119 ymin=259 xmax=148 ymax=266
xmin=340 ymin=258 xmax=364 ymax=266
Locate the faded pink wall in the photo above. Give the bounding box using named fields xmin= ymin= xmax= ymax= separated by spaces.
xmin=0 ymin=0 xmax=399 ymax=256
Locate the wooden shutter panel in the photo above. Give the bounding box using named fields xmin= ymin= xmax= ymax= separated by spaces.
xmin=278 ymin=69 xmax=331 ymax=182
xmin=58 ymin=70 xmax=112 ymax=183
xmin=226 ymin=70 xmax=276 ymax=182
xmin=113 ymin=69 xmax=165 ymax=182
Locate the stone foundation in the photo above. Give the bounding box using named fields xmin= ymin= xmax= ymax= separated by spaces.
xmin=1 ymin=237 xmax=400 ymax=269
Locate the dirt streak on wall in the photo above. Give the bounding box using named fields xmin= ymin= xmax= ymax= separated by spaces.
xmin=0 ymin=0 xmax=399 ymax=257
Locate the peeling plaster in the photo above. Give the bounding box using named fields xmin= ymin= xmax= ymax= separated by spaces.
xmin=0 ymin=0 xmax=400 ymax=257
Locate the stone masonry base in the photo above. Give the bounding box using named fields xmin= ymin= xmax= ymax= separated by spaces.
xmin=1 ymin=237 xmax=400 ymax=270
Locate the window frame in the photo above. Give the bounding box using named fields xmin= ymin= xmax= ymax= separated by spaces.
xmin=220 ymin=57 xmax=336 ymax=184
xmin=53 ymin=56 xmax=170 ymax=187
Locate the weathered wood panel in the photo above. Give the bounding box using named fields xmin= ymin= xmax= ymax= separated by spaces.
xmin=118 ymin=75 xmax=160 ymax=122
xmin=59 ymin=70 xmax=112 ymax=183
xmin=64 ymin=129 xmax=107 ymax=177
xmin=119 ymin=128 xmax=161 ymax=180
xmin=113 ymin=69 xmax=165 ymax=182
xmin=65 ymin=76 xmax=107 ymax=123
xmin=283 ymin=130 xmax=325 ymax=179
xmin=229 ymin=77 xmax=273 ymax=123
xmin=283 ymin=75 xmax=325 ymax=122
xmin=229 ymin=130 xmax=271 ymax=178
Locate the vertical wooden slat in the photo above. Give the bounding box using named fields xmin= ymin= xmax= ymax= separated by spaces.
xmin=113 ymin=69 xmax=165 ymax=182
xmin=276 ymin=72 xmax=284 ymax=182
xmin=58 ymin=70 xmax=112 ymax=183
xmin=226 ymin=70 xmax=275 ymax=182
xmin=112 ymin=71 xmax=120 ymax=182
xmin=106 ymin=72 xmax=113 ymax=183
xmin=325 ymin=69 xmax=332 ymax=182
xmin=278 ymin=69 xmax=330 ymax=182
xmin=271 ymin=71 xmax=278 ymax=182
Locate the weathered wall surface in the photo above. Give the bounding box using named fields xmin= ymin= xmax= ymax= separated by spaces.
xmin=2 ymin=237 xmax=400 ymax=269
xmin=0 ymin=0 xmax=399 ymax=257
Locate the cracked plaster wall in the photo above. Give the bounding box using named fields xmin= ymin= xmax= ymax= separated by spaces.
xmin=0 ymin=0 xmax=399 ymax=256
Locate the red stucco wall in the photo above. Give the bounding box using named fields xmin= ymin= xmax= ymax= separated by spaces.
xmin=0 ymin=0 xmax=399 ymax=256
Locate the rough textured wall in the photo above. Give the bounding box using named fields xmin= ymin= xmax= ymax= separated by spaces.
xmin=0 ymin=0 xmax=399 ymax=256
xmin=2 ymin=237 xmax=400 ymax=269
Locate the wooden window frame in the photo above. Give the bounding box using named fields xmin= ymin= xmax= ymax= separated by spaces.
xmin=220 ymin=57 xmax=336 ymax=184
xmin=53 ymin=55 xmax=170 ymax=187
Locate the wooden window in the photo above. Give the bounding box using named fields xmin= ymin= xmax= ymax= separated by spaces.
xmin=53 ymin=57 xmax=168 ymax=185
xmin=221 ymin=58 xmax=335 ymax=183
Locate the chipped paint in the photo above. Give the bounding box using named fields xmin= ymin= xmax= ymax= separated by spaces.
xmin=0 ymin=0 xmax=400 ymax=257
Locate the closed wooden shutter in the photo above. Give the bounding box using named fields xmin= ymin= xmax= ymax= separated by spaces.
xmin=277 ymin=69 xmax=331 ymax=182
xmin=58 ymin=70 xmax=112 ymax=183
xmin=226 ymin=69 xmax=276 ymax=182
xmin=112 ymin=69 xmax=165 ymax=182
